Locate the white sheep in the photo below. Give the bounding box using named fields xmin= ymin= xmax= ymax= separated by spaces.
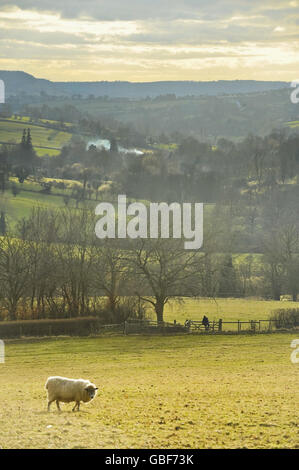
xmin=45 ymin=376 xmax=98 ymax=412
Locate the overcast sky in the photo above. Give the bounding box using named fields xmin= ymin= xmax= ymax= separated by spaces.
xmin=0 ymin=0 xmax=298 ymax=81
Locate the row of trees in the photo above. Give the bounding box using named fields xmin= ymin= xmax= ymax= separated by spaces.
xmin=262 ymin=223 xmax=299 ymax=301
xmin=39 ymin=131 xmax=299 ymax=202
xmin=0 ymin=207 xmax=298 ymax=322
xmin=0 ymin=206 xmax=205 ymax=322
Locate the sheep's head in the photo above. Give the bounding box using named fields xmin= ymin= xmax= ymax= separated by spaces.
xmin=84 ymin=383 xmax=98 ymax=402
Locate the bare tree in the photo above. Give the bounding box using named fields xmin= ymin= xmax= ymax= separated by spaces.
xmin=133 ymin=238 xmax=199 ymax=323
xmin=0 ymin=235 xmax=31 ymax=320
xmin=262 ymin=223 xmax=299 ymax=300
xmin=280 ymin=224 xmax=299 ymax=301
xmin=90 ymin=239 xmax=132 ymax=321
xmin=56 ymin=208 xmax=95 ymax=317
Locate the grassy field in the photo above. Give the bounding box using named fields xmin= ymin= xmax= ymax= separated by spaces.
xmin=34 ymin=148 xmax=60 ymax=157
xmin=285 ymin=120 xmax=299 ymax=128
xmin=163 ymin=297 xmax=299 ymax=324
xmin=1 ymin=184 xmax=154 ymax=228
xmin=2 ymin=189 xmax=67 ymax=223
xmin=2 ymin=175 xmax=87 ymax=224
xmin=0 ymin=117 xmax=72 ymax=155
xmin=0 ymin=333 xmax=298 ymax=449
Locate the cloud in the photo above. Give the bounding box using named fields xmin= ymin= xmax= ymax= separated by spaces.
xmin=0 ymin=1 xmax=298 ymax=81
xmin=0 ymin=0 xmax=297 ymax=21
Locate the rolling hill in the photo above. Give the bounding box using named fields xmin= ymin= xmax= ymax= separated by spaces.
xmin=0 ymin=116 xmax=73 ymax=156
xmin=0 ymin=70 xmax=290 ymax=98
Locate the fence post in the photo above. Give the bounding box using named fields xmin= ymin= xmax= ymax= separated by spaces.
xmin=218 ymin=319 xmax=222 ymax=332
xmin=238 ymin=320 xmax=241 ymax=333
xmin=124 ymin=321 xmax=127 ymax=335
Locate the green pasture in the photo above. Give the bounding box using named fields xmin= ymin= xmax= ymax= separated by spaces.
xmin=163 ymin=297 xmax=299 ymax=323
xmin=0 ymin=333 xmax=298 ymax=448
xmin=0 ymin=117 xmax=72 ymax=154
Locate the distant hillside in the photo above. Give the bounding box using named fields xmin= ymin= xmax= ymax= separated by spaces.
xmin=54 ymin=79 xmax=290 ymax=98
xmin=0 ymin=71 xmax=60 ymax=96
xmin=0 ymin=70 xmax=290 ymax=98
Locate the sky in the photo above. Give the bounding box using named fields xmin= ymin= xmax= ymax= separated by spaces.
xmin=0 ymin=0 xmax=298 ymax=82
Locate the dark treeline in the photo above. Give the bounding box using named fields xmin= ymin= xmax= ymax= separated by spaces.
xmin=0 ymin=207 xmax=204 ymax=322
xmin=1 ymin=126 xmax=299 ymax=249
xmin=1 ymin=125 xmax=299 ymax=202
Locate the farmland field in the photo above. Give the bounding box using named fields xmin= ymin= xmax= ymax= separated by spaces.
xmin=0 ymin=118 xmax=73 ymax=155
xmin=2 ymin=189 xmax=67 ymax=223
xmin=0 ymin=333 xmax=298 ymax=449
xmin=2 ymin=179 xmax=152 ymax=225
xmin=163 ymin=297 xmax=299 ymax=324
xmin=285 ymin=120 xmax=299 ymax=128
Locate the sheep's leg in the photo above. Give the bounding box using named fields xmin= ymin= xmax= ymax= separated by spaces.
xmin=77 ymin=401 xmax=80 ymax=411
xmin=48 ymin=400 xmax=55 ymax=412
xmin=72 ymin=402 xmax=79 ymax=412
xmin=56 ymin=400 xmax=61 ymax=412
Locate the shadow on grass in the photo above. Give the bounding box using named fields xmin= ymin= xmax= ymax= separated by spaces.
xmin=35 ymin=409 xmax=91 ymax=415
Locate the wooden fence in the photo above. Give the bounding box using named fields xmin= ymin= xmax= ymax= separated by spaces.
xmin=186 ymin=319 xmax=275 ymax=333
xmin=0 ymin=317 xmax=288 ymax=339
xmin=124 ymin=318 xmax=278 ymax=335
xmin=124 ymin=319 xmax=187 ymax=335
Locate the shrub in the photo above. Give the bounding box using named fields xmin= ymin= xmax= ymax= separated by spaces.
xmin=99 ymin=297 xmax=149 ymax=324
xmin=269 ymin=308 xmax=299 ymax=329
xmin=0 ymin=317 xmax=105 ymax=339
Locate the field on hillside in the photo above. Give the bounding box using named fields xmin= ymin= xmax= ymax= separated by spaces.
xmin=0 ymin=333 xmax=298 ymax=449
xmin=2 ymin=179 xmax=152 ymax=225
xmin=0 ymin=118 xmax=72 ymax=155
xmin=2 ymin=189 xmax=67 ymax=223
xmin=285 ymin=120 xmax=299 ymax=128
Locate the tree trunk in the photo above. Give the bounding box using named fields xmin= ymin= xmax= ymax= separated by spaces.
xmin=9 ymin=302 xmax=17 ymax=321
xmin=155 ymin=300 xmax=164 ymax=324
